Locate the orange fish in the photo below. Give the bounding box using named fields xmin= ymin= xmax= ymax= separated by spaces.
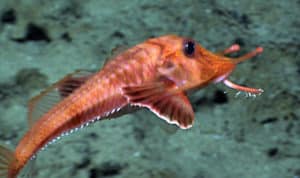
xmin=0 ymin=35 xmax=263 ymax=178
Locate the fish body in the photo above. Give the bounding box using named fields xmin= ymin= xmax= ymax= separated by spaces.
xmin=0 ymin=35 xmax=263 ymax=178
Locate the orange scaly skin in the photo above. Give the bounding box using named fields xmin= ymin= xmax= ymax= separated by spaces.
xmin=0 ymin=35 xmax=263 ymax=178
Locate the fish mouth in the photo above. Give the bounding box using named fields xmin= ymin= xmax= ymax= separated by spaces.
xmin=213 ymin=71 xmax=233 ymax=83
xmin=211 ymin=47 xmax=263 ymax=83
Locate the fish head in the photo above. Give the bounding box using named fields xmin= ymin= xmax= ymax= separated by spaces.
xmin=148 ymin=35 xmax=237 ymax=91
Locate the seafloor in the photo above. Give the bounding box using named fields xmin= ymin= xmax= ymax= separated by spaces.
xmin=0 ymin=0 xmax=299 ymax=178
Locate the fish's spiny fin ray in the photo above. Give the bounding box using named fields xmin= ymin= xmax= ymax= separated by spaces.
xmin=27 ymin=69 xmax=95 ymax=127
xmin=0 ymin=144 xmax=16 ymax=178
xmin=122 ymin=81 xmax=195 ymax=129
xmin=103 ymin=45 xmax=128 ymax=67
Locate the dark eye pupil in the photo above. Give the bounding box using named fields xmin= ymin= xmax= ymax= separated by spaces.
xmin=183 ymin=40 xmax=195 ymax=56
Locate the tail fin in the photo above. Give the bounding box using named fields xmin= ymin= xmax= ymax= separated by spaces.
xmin=0 ymin=144 xmax=15 ymax=178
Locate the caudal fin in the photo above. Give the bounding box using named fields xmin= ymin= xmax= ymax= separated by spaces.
xmin=0 ymin=144 xmax=15 ymax=178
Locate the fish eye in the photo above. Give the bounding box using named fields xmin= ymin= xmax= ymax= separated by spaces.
xmin=183 ymin=39 xmax=195 ymax=57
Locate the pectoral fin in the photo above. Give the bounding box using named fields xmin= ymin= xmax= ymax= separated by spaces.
xmin=122 ymin=82 xmax=194 ymax=129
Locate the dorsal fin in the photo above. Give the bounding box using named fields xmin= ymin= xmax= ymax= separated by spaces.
xmin=27 ymin=70 xmax=95 ymax=127
xmin=0 ymin=144 xmax=16 ymax=177
xmin=103 ymin=45 xmax=128 ymax=66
